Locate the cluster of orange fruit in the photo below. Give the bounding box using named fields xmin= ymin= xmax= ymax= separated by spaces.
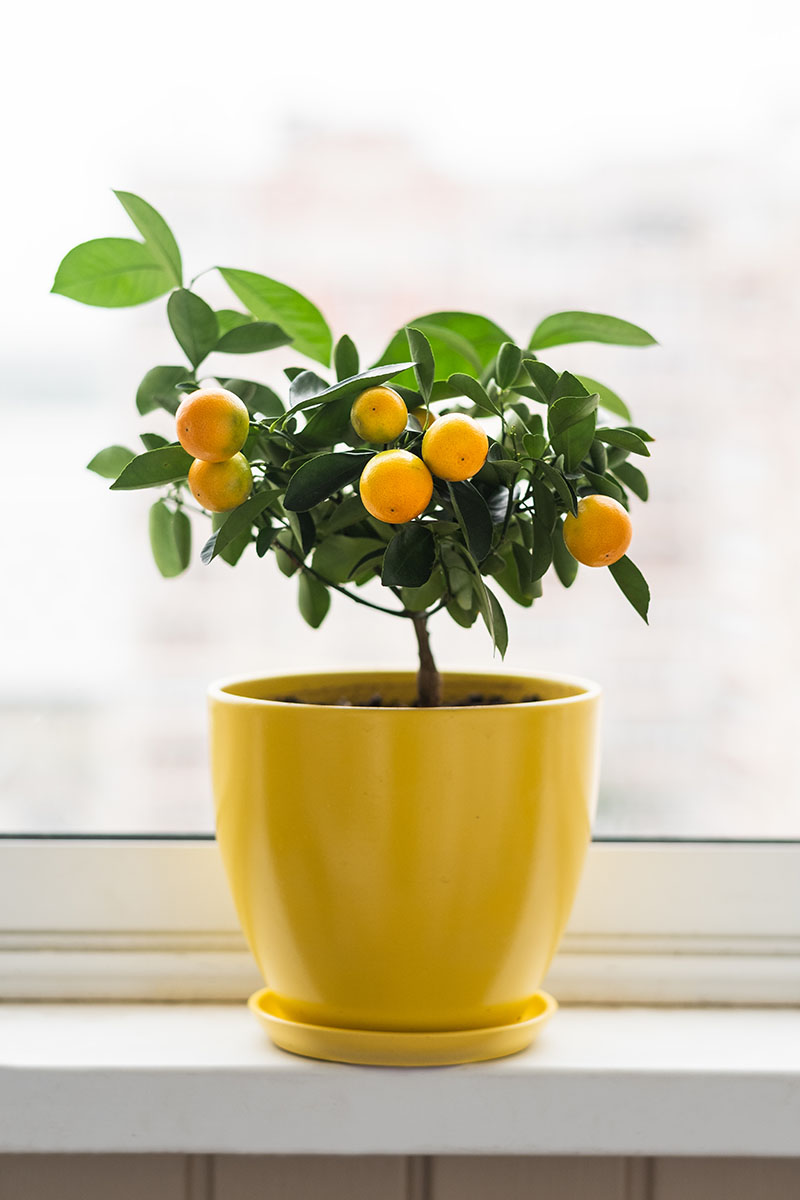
xmin=352 ymin=385 xmax=488 ymax=524
xmin=176 ymin=387 xmax=253 ymax=512
xmin=176 ymin=383 xmax=632 ymax=568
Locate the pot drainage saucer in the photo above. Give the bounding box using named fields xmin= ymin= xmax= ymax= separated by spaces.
xmin=248 ymin=988 xmax=557 ymax=1066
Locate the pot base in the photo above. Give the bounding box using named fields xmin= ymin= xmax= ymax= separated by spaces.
xmin=248 ymin=988 xmax=558 ymax=1067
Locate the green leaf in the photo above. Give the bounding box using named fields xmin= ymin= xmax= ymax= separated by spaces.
xmin=299 ymin=395 xmax=354 ymax=448
xmin=496 ymin=342 xmax=522 ymax=390
xmin=448 ymin=481 xmax=493 ymax=561
xmin=201 ymin=488 xmax=280 ymax=563
xmin=149 ymin=500 xmax=191 ymax=578
xmin=113 ymin=191 xmax=182 ymax=286
xmin=219 ymin=267 xmax=332 ymax=366
xmin=548 ymin=393 xmax=599 ymax=471
xmin=583 ymin=468 xmax=626 ymax=504
xmin=256 ymin=524 xmax=275 ymax=557
xmin=298 ymin=572 xmax=331 ymax=628
xmin=312 ymin=535 xmax=385 ymax=584
xmin=522 ymin=360 xmax=559 ymax=403
xmin=575 ymin=375 xmax=632 ymax=421
xmin=110 ymin=445 xmax=193 ymax=490
xmin=447 ymin=372 xmax=497 ymax=415
xmin=406 ymin=327 xmax=435 ymax=403
xmin=552 ymin=518 xmax=579 ymax=587
xmin=135 ymin=365 xmax=191 ymax=415
xmin=529 ymin=311 xmax=657 ymax=350
xmin=289 ymin=370 xmax=331 ymax=407
xmin=286 ymin=509 xmax=316 ymax=558
xmin=400 ymin=567 xmax=446 ymax=612
xmin=219 ymin=378 xmax=284 ymax=417
xmin=530 ymin=519 xmax=554 ymax=581
xmin=375 ymin=312 xmax=512 ymax=388
xmin=215 ymin=321 xmax=291 ymax=354
xmin=492 ymin=543 xmax=533 ymax=608
xmin=284 ymin=451 xmax=373 ymax=512
xmin=595 ymin=427 xmax=650 ymax=457
xmin=480 ymin=584 xmax=508 ymax=658
xmin=609 ymin=555 xmax=650 ymax=623
xmin=613 ymin=460 xmax=649 ymax=501
xmin=551 ymin=371 xmax=590 ymax=403
xmin=167 ymin=289 xmax=219 ymax=368
xmin=534 ymin=459 xmax=578 ymax=515
xmin=140 ymin=432 xmax=170 ymax=451
xmin=284 ymin=363 xmax=415 ymax=419
xmin=215 ymin=309 xmax=254 ymax=337
xmin=52 ymin=238 xmax=173 ymax=307
xmin=382 ymin=523 xmax=435 ymax=587
xmin=334 ymin=335 xmax=359 ymax=381
xmin=87 ymin=445 xmax=135 ymax=479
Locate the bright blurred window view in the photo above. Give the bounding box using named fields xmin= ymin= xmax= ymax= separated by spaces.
xmin=2 ymin=0 xmax=799 ymax=836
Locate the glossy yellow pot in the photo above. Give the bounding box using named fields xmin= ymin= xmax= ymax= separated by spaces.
xmin=209 ymin=670 xmax=600 ymax=1064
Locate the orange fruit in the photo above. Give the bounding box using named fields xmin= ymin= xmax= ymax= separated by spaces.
xmin=410 ymin=406 xmax=436 ymax=431
xmin=563 ymin=494 xmax=632 ymax=567
xmin=176 ymin=387 xmax=250 ymax=463
xmin=350 ymin=386 xmax=408 ymax=444
xmin=359 ymin=449 xmax=434 ymax=524
xmin=421 ymin=412 xmax=488 ymax=481
xmin=188 ymin=452 xmax=253 ymax=513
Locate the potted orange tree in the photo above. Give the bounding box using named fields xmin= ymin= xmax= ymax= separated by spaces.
xmin=55 ymin=193 xmax=654 ymax=1065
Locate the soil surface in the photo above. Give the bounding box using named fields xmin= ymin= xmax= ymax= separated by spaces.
xmin=272 ymin=693 xmax=542 ymax=708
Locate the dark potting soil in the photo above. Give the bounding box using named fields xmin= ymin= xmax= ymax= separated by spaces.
xmin=272 ymin=693 xmax=542 ymax=708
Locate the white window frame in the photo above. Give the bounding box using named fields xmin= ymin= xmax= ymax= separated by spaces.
xmin=2 ymin=839 xmax=799 ymax=1004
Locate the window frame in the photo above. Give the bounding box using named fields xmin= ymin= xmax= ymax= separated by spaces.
xmin=2 ymin=838 xmax=799 ymax=1003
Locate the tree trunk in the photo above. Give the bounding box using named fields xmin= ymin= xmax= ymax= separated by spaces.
xmin=411 ymin=613 xmax=442 ymax=707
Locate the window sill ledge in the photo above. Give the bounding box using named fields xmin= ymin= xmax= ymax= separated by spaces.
xmin=2 ymin=1003 xmax=799 ymax=1157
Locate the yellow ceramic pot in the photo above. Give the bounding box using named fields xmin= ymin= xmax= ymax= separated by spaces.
xmin=209 ymin=670 xmax=600 ymax=1064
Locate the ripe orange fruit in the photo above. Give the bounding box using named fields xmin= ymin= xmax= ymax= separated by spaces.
xmin=421 ymin=412 xmax=488 ymax=481
xmin=563 ymin=494 xmax=632 ymax=567
xmin=359 ymin=449 xmax=434 ymax=524
xmin=176 ymin=387 xmax=250 ymax=463
xmin=410 ymin=406 xmax=435 ymax=431
xmin=350 ymin=386 xmax=408 ymax=444
xmin=188 ymin=452 xmax=253 ymax=513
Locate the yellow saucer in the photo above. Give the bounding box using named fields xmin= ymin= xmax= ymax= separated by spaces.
xmin=248 ymin=988 xmax=557 ymax=1067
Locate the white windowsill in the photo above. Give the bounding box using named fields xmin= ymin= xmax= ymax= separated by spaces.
xmin=2 ymin=1004 xmax=799 ymax=1157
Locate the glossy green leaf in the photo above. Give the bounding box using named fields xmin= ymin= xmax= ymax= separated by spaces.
xmin=52 ymin=238 xmax=173 ymax=307
xmin=298 ymin=572 xmax=331 ymax=628
xmin=219 ymin=377 xmax=284 ymax=417
xmin=219 ymin=267 xmax=332 ymax=365
xmin=492 ymin=543 xmax=534 ymax=608
xmin=575 ymin=375 xmax=632 ymax=421
xmin=215 ymin=321 xmax=291 ymax=354
xmin=87 ymin=445 xmax=135 ymax=479
xmin=110 ymin=445 xmax=193 ymax=490
xmin=299 ymin=395 xmax=354 ymax=448
xmin=609 ymin=555 xmax=650 ymax=623
xmin=595 ymin=427 xmax=650 ymax=457
xmin=400 ymin=567 xmax=446 ymax=612
xmin=312 ymin=535 xmax=385 ymax=584
xmin=215 ymin=309 xmax=254 ymax=337
xmin=448 ymin=481 xmax=493 ymax=561
xmin=480 ymin=583 xmax=508 ymax=657
xmin=375 ymin=312 xmax=511 ymax=389
xmin=286 ymin=509 xmax=316 ymax=558
xmin=135 ymin=365 xmax=191 ymax=415
xmin=140 ymin=433 xmax=170 ymax=451
xmin=534 ymin=459 xmax=578 ymax=515
xmin=447 ymin=372 xmax=497 ymax=414
xmin=167 ymin=289 xmax=219 ymax=368
xmin=548 ymin=392 xmax=599 ymax=471
xmin=284 ymin=451 xmax=373 ymax=512
xmin=288 ymin=370 xmax=330 ymax=407
xmin=406 ymin=327 xmax=435 ymax=403
xmin=381 ymin=523 xmax=435 ymax=587
xmin=334 ymin=335 xmax=359 ymax=382
xmin=496 ymin=342 xmax=522 ymax=390
xmin=613 ymin=460 xmax=649 ymax=501
xmin=522 ymin=360 xmax=559 ymax=403
xmin=552 ymin=518 xmax=579 ymax=587
xmin=285 ymin=363 xmax=415 ymax=418
xmin=256 ymin=524 xmax=275 ymax=557
xmin=530 ymin=519 xmax=554 ymax=581
xmin=201 ymin=488 xmax=280 ymax=563
xmin=529 ymin=311 xmax=657 ymax=350
xmin=149 ymin=500 xmax=191 ymax=577
xmin=551 ymin=370 xmax=590 ymax=403
xmin=113 ymin=191 xmax=182 ymax=286
xmin=583 ymin=468 xmax=626 ymax=504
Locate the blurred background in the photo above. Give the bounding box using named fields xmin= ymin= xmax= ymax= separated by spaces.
xmin=2 ymin=0 xmax=799 ymax=835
